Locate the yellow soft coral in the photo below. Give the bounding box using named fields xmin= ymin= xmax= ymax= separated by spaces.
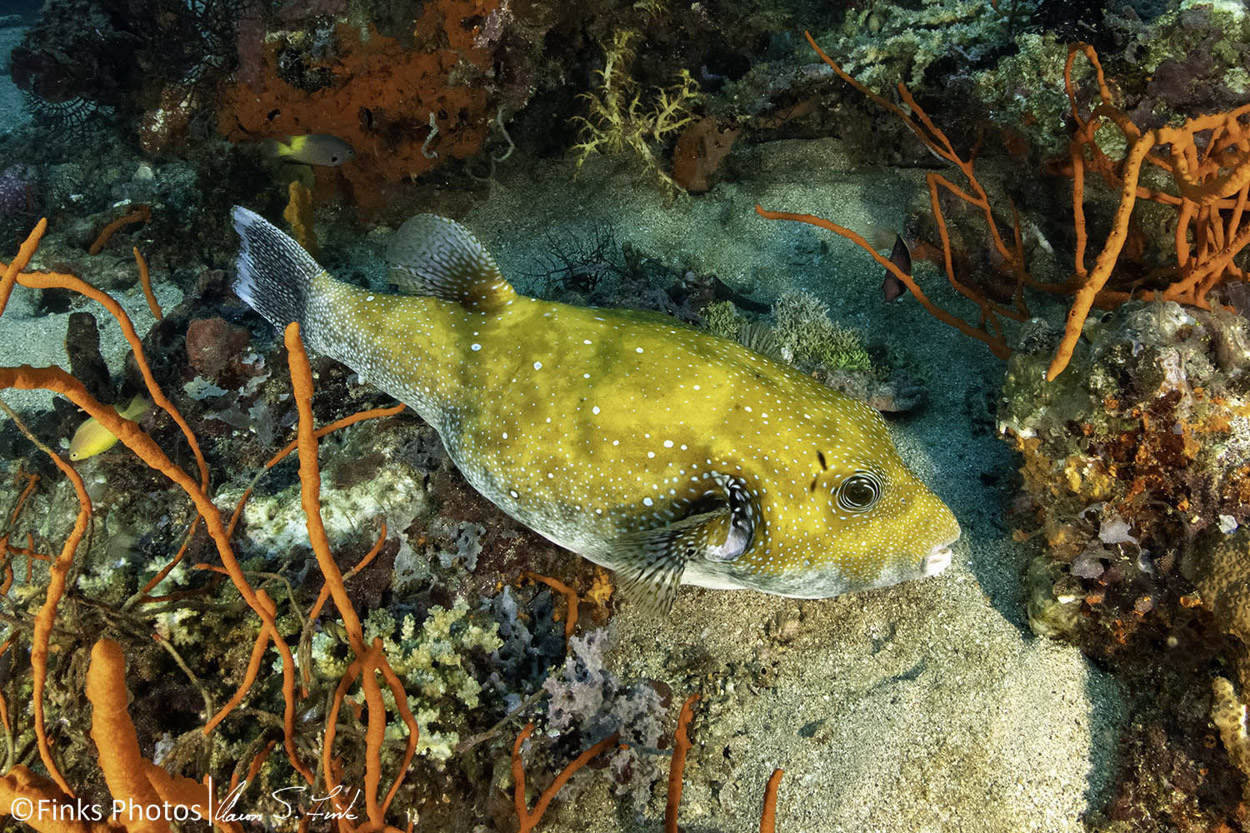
xmin=571 ymin=29 xmax=700 ymax=196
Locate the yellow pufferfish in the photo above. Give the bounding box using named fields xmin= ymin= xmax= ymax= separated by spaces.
xmin=232 ymin=207 xmax=960 ymax=611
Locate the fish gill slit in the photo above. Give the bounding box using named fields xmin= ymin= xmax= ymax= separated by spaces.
xmin=817 ymin=451 xmax=827 ymax=470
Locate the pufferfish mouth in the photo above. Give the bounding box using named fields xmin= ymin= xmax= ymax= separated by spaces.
xmin=920 ymin=544 xmax=953 ymax=577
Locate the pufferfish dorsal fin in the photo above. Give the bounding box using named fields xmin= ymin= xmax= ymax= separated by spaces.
xmin=385 ymin=214 xmax=517 ymax=312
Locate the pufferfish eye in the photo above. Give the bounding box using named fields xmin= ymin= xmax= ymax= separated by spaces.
xmin=836 ymin=472 xmax=883 ymax=512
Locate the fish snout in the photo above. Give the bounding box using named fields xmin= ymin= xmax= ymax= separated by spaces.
xmin=920 ymin=543 xmax=953 ymax=577
xmin=918 ymin=509 xmax=961 ymax=577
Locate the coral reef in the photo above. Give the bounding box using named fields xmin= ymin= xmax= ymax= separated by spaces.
xmin=1000 ymin=301 xmax=1250 ymax=647
xmin=350 ymin=599 xmax=503 ymax=761
xmin=758 ymin=36 xmax=1250 ymax=380
xmin=11 ymin=0 xmax=243 ymax=158
xmin=820 ymin=0 xmax=1017 ymax=93
xmin=1129 ymin=1 xmax=1250 ymax=119
xmin=1196 ymin=528 xmax=1250 ymax=684
xmin=218 ymin=5 xmax=507 ymax=211
xmin=771 ymin=288 xmax=872 ymax=373
xmin=700 ymin=299 xmax=743 ymax=341
xmin=999 ymin=299 xmax=1250 ymax=824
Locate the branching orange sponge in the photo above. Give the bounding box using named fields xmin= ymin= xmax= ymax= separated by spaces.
xmin=758 ymin=33 xmax=1250 ymax=381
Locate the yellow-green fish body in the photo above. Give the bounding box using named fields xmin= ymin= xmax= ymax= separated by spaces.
xmin=273 ymin=134 xmax=356 ymax=167
xmin=69 ymin=395 xmax=150 ymax=461
xmin=233 ymin=208 xmax=959 ymax=609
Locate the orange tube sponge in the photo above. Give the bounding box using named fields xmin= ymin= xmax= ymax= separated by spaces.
xmin=85 ymin=639 xmax=169 ymax=833
xmin=84 ymin=639 xmax=239 ymax=833
xmin=28 ymin=421 xmax=93 ymax=798
xmin=664 ymin=693 xmax=700 ymax=833
xmin=6 ymin=267 xmax=208 ymax=490
xmin=286 ymin=323 xmax=417 ymax=823
xmin=760 ymin=769 xmax=784 ymax=833
xmin=132 ymin=247 xmax=162 ymax=321
xmin=511 ymin=723 xmax=621 ymax=833
xmin=0 ymin=765 xmax=112 ymax=833
xmin=0 ymin=218 xmax=45 ymax=317
xmin=282 ymin=180 xmax=317 ymax=256
xmin=88 ymin=205 xmax=151 ymax=255
xmin=0 ymin=363 xmax=305 ymax=782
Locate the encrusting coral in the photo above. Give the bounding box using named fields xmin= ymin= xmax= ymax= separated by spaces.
xmin=219 ymin=4 xmax=503 ymax=210
xmin=1212 ymin=675 xmax=1250 ymax=793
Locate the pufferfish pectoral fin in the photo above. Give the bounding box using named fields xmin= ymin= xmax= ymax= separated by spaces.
xmin=385 ymin=214 xmax=517 ymax=312
xmin=612 ymin=510 xmax=728 ymax=616
xmin=613 ymin=473 xmax=758 ymax=614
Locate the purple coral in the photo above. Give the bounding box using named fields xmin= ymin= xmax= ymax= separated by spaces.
xmin=542 ymin=627 xmax=668 ymax=815
xmin=0 ymin=165 xmax=35 ymax=222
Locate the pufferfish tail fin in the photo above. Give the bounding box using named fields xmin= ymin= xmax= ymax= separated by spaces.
xmin=233 ymin=205 xmax=324 ymax=332
xmin=385 ymin=214 xmax=517 ymax=313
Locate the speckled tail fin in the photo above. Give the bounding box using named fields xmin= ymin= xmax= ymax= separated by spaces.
xmin=233 ymin=206 xmax=324 ymax=331
xmin=386 ymin=214 xmax=517 ymax=313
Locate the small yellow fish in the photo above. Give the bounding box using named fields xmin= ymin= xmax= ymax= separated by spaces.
xmin=273 ymin=134 xmax=356 ymax=167
xmin=69 ymin=395 xmax=150 ymax=461
xmin=232 ymin=207 xmax=960 ymax=611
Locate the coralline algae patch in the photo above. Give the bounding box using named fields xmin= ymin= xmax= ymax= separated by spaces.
xmin=213 ymin=425 xmax=431 ymax=560
xmin=314 ymin=598 xmax=504 ymax=762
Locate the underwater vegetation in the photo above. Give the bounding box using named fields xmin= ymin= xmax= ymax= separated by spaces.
xmin=757 ymin=33 xmax=1250 ymax=382
xmin=571 ymin=29 xmax=701 ymax=198
xmin=2 ymin=0 xmax=1250 ymax=829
